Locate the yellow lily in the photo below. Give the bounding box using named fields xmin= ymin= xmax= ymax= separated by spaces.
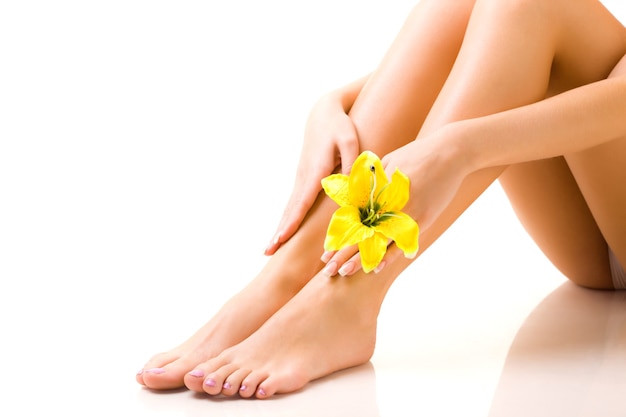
xmin=321 ymin=151 xmax=419 ymax=273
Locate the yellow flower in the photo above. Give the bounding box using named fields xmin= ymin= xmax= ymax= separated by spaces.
xmin=321 ymin=151 xmax=419 ymax=273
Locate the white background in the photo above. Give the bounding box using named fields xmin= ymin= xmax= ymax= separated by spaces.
xmin=1 ymin=1 xmax=625 ymax=416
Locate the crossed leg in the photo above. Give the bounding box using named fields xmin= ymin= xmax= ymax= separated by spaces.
xmin=141 ymin=0 xmax=626 ymax=398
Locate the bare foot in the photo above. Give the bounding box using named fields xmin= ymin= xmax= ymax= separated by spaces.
xmin=136 ymin=247 xmax=324 ymax=390
xmin=136 ymin=192 xmax=348 ymax=390
xmin=183 ymin=271 xmax=389 ymax=398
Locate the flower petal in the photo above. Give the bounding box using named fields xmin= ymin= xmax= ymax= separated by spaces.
xmin=374 ymin=212 xmax=419 ymax=258
xmin=380 ymin=168 xmax=410 ymax=212
xmin=358 ymin=232 xmax=388 ymax=273
xmin=321 ymin=174 xmax=350 ymax=207
xmin=349 ymin=151 xmax=388 ymax=209
xmin=324 ymin=206 xmax=375 ymax=251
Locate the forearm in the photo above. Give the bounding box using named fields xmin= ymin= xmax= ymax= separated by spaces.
xmin=458 ymin=75 xmax=626 ymax=171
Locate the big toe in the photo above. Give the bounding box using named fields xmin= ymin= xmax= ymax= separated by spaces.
xmin=138 ymin=354 xmax=199 ymax=390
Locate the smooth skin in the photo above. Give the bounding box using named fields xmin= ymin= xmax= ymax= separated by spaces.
xmin=138 ymin=0 xmax=626 ymax=398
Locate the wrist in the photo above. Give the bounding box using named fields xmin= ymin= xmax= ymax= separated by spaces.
xmin=443 ymin=119 xmax=490 ymax=175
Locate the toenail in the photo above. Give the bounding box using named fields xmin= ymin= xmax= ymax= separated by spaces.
xmin=188 ymin=369 xmax=204 ymax=377
xmin=258 ymin=388 xmax=266 ymax=397
xmin=136 ymin=369 xmax=144 ymax=375
xmin=145 ymin=368 xmax=165 ymax=374
xmin=204 ymin=378 xmax=216 ymax=387
xmin=240 ymin=385 xmax=247 ymax=392
xmin=223 ymin=382 xmax=232 ymax=389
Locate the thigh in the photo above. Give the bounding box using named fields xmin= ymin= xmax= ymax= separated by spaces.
xmin=565 ymin=53 xmax=626 ymax=273
xmin=349 ymin=0 xmax=476 ymax=153
xmin=499 ymin=158 xmax=613 ymax=289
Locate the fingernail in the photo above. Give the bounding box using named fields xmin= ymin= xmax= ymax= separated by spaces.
xmin=204 ymin=378 xmax=216 ymax=387
xmin=240 ymin=385 xmax=247 ymax=392
xmin=322 ymin=261 xmax=337 ymax=277
xmin=374 ymin=261 xmax=386 ymax=274
xmin=321 ymin=251 xmax=333 ymax=263
xmin=188 ymin=369 xmax=204 ymax=377
xmin=338 ymin=262 xmax=354 ymax=277
xmin=144 ymin=368 xmax=165 ymax=374
xmin=223 ymin=382 xmax=232 ymax=389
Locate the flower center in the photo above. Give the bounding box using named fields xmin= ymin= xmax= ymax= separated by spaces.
xmin=360 ymin=164 xmax=384 ymax=227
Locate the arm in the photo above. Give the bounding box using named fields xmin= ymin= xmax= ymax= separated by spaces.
xmin=458 ymin=74 xmax=626 ymax=172
xmin=324 ymin=64 xmax=626 ymax=276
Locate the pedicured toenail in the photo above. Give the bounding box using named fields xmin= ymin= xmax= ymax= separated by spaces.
xmin=145 ymin=368 xmax=165 ymax=374
xmin=258 ymin=388 xmax=266 ymax=397
xmin=239 ymin=385 xmax=247 ymax=392
xmin=204 ymin=378 xmax=216 ymax=387
xmin=136 ymin=369 xmax=144 ymax=375
xmin=223 ymin=382 xmax=232 ymax=389
xmin=188 ymin=369 xmax=204 ymax=377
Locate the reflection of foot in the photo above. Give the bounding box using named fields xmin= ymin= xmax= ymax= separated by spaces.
xmin=184 ymin=272 xmax=383 ymax=398
xmin=136 ymin=256 xmax=318 ymax=390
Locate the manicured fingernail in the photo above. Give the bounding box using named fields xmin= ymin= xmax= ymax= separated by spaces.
xmin=223 ymin=382 xmax=232 ymax=389
xmin=321 ymin=251 xmax=333 ymax=263
xmin=374 ymin=261 xmax=386 ymax=274
xmin=258 ymin=388 xmax=266 ymax=397
xmin=144 ymin=368 xmax=165 ymax=374
xmin=204 ymin=378 xmax=216 ymax=387
xmin=240 ymin=385 xmax=247 ymax=392
xmin=322 ymin=261 xmax=337 ymax=277
xmin=338 ymin=262 xmax=354 ymax=277
xmin=188 ymin=369 xmax=204 ymax=377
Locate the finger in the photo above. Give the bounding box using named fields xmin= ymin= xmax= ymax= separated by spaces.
xmin=338 ymin=252 xmax=362 ymax=277
xmin=264 ymin=178 xmax=322 ymax=256
xmin=337 ymin=133 xmax=360 ymax=175
xmin=370 ymin=243 xmax=405 ymax=275
xmin=330 ymin=240 xmax=404 ymax=277
xmin=321 ymin=245 xmax=359 ymax=277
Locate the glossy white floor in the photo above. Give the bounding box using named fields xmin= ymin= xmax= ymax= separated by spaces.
xmin=2 ymin=1 xmax=625 ymax=416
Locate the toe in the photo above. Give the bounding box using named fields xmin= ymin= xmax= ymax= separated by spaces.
xmin=184 ymin=356 xmax=227 ymax=393
xmin=222 ymin=368 xmax=251 ymax=397
xmin=257 ymin=371 xmax=308 ymax=399
xmin=140 ymin=354 xmax=200 ymax=390
xmin=202 ymin=363 xmax=239 ymax=396
xmin=238 ymin=370 xmax=268 ymax=399
xmin=137 ymin=352 xmax=178 ymax=385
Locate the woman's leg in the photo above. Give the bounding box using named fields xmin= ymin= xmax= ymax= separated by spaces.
xmin=188 ymin=0 xmax=626 ymax=398
xmin=497 ymin=1 xmax=626 ymax=289
xmin=137 ymin=0 xmax=475 ymax=390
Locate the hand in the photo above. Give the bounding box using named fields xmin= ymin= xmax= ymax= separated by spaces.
xmin=321 ymin=125 xmax=472 ymax=276
xmin=264 ymin=92 xmax=360 ymax=255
